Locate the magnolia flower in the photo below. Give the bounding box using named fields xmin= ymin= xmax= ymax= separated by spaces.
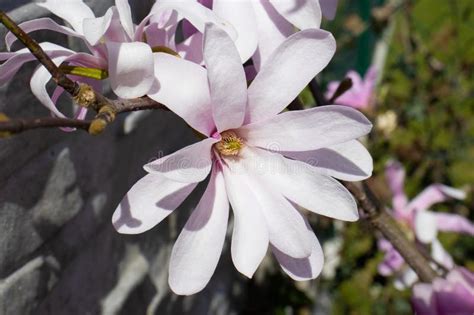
xmin=325 ymin=66 xmax=377 ymax=110
xmin=411 ymin=268 xmax=474 ymax=315
xmin=0 ymin=0 xmax=231 ymax=119
xmin=183 ymin=0 xmax=339 ymax=69
xmin=378 ymin=160 xmax=473 ymax=288
xmin=112 ymin=24 xmax=373 ymax=295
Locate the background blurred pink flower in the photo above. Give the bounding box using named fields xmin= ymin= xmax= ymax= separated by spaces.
xmin=325 ymin=66 xmax=377 ymax=110
xmin=411 ymin=267 xmax=474 ymax=315
xmin=378 ymin=160 xmax=473 ymax=288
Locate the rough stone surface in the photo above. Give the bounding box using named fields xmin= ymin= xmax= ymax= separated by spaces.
xmin=0 ymin=1 xmax=245 ymax=314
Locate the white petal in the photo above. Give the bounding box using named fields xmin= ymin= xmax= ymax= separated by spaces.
xmin=241 ymin=147 xmax=359 ymax=221
xmin=106 ymin=41 xmax=155 ymax=98
xmin=37 ymin=0 xmax=95 ymax=34
xmin=270 ymin=0 xmax=322 ymax=29
xmin=282 ymin=140 xmax=373 ymax=181
xmin=272 ymin=216 xmax=324 ymax=281
xmin=246 ymin=29 xmax=336 ymax=123
xmin=169 ymin=169 xmax=229 ymax=295
xmin=112 ymin=174 xmax=196 ymax=234
xmin=148 ymin=53 xmax=215 ymax=136
xmin=213 ymin=0 xmax=258 ymax=62
xmin=251 ymin=0 xmax=293 ymax=70
xmin=414 ymin=211 xmax=438 ymax=244
xmin=144 ymin=138 xmax=217 ymax=183
xmin=203 ymin=23 xmax=247 ymax=131
xmin=223 ymin=166 xmax=269 ymax=278
xmin=115 ymin=0 xmax=135 ymax=40
xmin=240 ymin=105 xmax=373 ymax=152
xmin=82 ymin=7 xmax=114 ymax=46
xmin=226 ymin=154 xmax=312 ymax=259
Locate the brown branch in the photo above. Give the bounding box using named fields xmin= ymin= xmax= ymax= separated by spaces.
xmin=309 ymin=79 xmax=329 ymax=106
xmin=0 ymin=117 xmax=91 ymax=135
xmin=343 ymin=182 xmax=438 ymax=283
xmin=328 ymin=77 xmax=353 ymax=103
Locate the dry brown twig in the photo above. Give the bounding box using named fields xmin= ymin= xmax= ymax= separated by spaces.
xmin=0 ymin=10 xmax=166 ymax=136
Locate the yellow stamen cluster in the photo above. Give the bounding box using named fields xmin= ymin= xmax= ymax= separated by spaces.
xmin=215 ymin=131 xmax=244 ymax=156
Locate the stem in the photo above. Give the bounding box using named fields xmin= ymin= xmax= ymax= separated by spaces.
xmin=0 ymin=117 xmax=90 ymax=135
xmin=344 ymin=182 xmax=438 ymax=282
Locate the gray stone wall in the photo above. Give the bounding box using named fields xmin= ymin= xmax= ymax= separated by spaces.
xmin=0 ymin=2 xmax=244 ymax=314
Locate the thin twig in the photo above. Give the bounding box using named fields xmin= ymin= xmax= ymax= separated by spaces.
xmin=344 ymin=182 xmax=438 ymax=282
xmin=309 ymin=79 xmax=329 ymax=106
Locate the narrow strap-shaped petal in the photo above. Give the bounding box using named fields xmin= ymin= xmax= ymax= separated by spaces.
xmin=0 ymin=43 xmax=72 ymax=85
xmin=251 ymin=0 xmax=293 ymax=71
xmin=320 ymin=0 xmax=339 ymax=20
xmin=37 ymin=0 xmax=95 ymax=34
xmin=282 ymin=140 xmax=373 ymax=181
xmin=144 ymin=138 xmax=218 ymax=183
xmin=5 ymin=18 xmax=82 ymax=51
xmin=434 ymin=212 xmax=474 ymax=236
xmin=239 ymin=105 xmax=372 ymax=152
xmin=408 ymin=184 xmax=466 ymax=212
xmin=112 ymin=174 xmax=197 ymax=234
xmin=431 ymin=238 xmax=454 ymax=269
xmin=213 ymin=0 xmax=258 ymax=62
xmin=272 ymin=215 xmax=323 ymax=281
xmin=148 ymin=53 xmax=215 ymax=136
xmin=270 ymin=0 xmax=322 ymax=29
xmin=385 ymin=160 xmax=409 ymax=213
xmin=168 ymin=169 xmax=229 ymax=295
xmin=414 ymin=211 xmax=438 ymax=244
xmin=176 ymin=32 xmax=204 ymax=64
xmin=30 ymin=56 xmax=71 ymax=118
xmin=82 ymin=7 xmax=114 ymax=46
xmin=115 ymin=0 xmax=135 ymax=40
xmin=227 ymin=151 xmax=312 ymax=259
xmin=203 ymin=23 xmax=247 ymax=131
xmin=106 ymin=41 xmax=155 ymax=99
xmin=246 ymin=28 xmax=336 ymax=123
xmin=242 ymin=147 xmax=359 ymax=222
xmin=222 ymin=166 xmax=269 ymax=278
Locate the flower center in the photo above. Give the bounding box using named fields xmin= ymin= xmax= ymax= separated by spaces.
xmin=215 ymin=131 xmax=244 ymax=156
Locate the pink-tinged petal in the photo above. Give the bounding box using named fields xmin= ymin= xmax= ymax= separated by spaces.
xmin=385 ymin=160 xmax=409 ymax=213
xmin=203 ymin=23 xmax=247 ymax=131
xmin=243 ymin=147 xmax=359 ymax=221
xmin=112 ymin=174 xmax=197 ymax=234
xmin=0 ymin=43 xmax=72 ymax=85
xmin=115 ymin=0 xmax=134 ymax=40
xmin=222 ymin=166 xmax=269 ymax=278
xmin=282 ymin=140 xmax=373 ymax=181
xmin=270 ymin=0 xmax=322 ymax=29
xmin=246 ymin=29 xmax=336 ymax=123
xmin=431 ymin=239 xmax=454 ymax=269
xmin=272 ymin=216 xmax=323 ymax=281
xmin=240 ymin=105 xmax=372 ymax=152
xmin=320 ymin=0 xmax=339 ymax=20
xmin=434 ymin=212 xmax=474 ymax=236
xmin=106 ymin=41 xmax=154 ymax=98
xmin=37 ymin=0 xmax=95 ymax=34
xmin=251 ymin=0 xmax=293 ymax=70
xmin=5 ymin=18 xmax=82 ymax=51
xmin=414 ymin=211 xmax=438 ymax=244
xmin=377 ymin=239 xmax=404 ymax=276
xmin=82 ymin=7 xmax=114 ymax=46
xmin=30 ymin=56 xmax=72 ymax=118
xmin=227 ymin=151 xmax=312 ymax=258
xmin=168 ymin=169 xmax=229 ymax=295
xmin=408 ymin=184 xmax=466 ymax=212
xmin=411 ymin=283 xmax=436 ymax=315
xmin=148 ymin=53 xmax=214 ymax=136
xmin=213 ymin=0 xmax=258 ymax=62
xmin=176 ymin=32 xmax=204 ymax=64
xmin=144 ymin=138 xmax=217 ymax=183
xmin=141 ymin=1 xmax=236 ymax=42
